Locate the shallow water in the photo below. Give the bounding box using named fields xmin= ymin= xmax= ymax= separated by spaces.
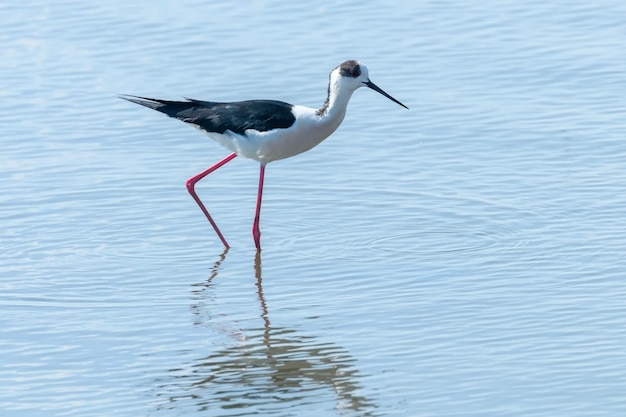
xmin=3 ymin=1 xmax=626 ymax=416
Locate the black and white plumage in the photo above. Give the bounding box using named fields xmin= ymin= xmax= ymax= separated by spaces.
xmin=121 ymin=60 xmax=408 ymax=250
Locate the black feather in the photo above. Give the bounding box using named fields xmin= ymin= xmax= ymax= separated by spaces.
xmin=120 ymin=95 xmax=296 ymax=135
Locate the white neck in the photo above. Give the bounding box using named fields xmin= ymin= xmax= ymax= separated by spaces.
xmin=316 ymin=71 xmax=356 ymax=122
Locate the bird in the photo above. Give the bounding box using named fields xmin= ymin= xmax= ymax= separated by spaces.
xmin=120 ymin=60 xmax=408 ymax=251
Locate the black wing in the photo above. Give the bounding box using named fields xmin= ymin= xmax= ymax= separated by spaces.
xmin=120 ymin=95 xmax=296 ymax=135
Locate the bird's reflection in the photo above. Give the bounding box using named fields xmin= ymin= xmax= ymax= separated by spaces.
xmin=253 ymin=251 xmax=270 ymax=331
xmin=154 ymin=249 xmax=378 ymax=416
xmin=188 ymin=247 xmax=229 ymax=327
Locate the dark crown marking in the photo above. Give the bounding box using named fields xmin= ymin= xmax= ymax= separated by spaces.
xmin=338 ymin=60 xmax=361 ymax=78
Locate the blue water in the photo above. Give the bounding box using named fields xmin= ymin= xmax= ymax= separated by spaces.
xmin=3 ymin=1 xmax=626 ymax=416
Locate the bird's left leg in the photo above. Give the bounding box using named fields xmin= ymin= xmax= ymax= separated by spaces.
xmin=252 ymin=164 xmax=266 ymax=251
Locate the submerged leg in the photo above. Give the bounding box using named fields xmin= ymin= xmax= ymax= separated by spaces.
xmin=186 ymin=152 xmax=238 ymax=248
xmin=252 ymin=164 xmax=266 ymax=251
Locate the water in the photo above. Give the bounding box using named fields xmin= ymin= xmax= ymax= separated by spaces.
xmin=3 ymin=1 xmax=626 ymax=416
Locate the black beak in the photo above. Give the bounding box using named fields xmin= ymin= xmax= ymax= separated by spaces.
xmin=364 ymin=80 xmax=409 ymax=109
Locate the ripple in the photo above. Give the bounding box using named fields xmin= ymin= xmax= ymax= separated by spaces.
xmin=358 ymin=225 xmax=504 ymax=256
xmin=270 ymin=187 xmax=531 ymax=262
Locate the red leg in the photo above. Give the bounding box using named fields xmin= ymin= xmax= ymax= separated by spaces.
xmin=186 ymin=152 xmax=237 ymax=248
xmin=252 ymin=164 xmax=266 ymax=251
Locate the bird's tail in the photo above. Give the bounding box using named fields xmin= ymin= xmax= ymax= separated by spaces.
xmin=119 ymin=94 xmax=211 ymax=120
xmin=118 ymin=94 xmax=168 ymax=110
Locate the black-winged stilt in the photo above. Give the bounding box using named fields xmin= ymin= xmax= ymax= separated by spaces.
xmin=121 ymin=60 xmax=408 ymax=251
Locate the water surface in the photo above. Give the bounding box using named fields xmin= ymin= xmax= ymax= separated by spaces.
xmin=3 ymin=1 xmax=626 ymax=416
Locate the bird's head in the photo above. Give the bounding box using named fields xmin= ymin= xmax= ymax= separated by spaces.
xmin=332 ymin=60 xmax=408 ymax=109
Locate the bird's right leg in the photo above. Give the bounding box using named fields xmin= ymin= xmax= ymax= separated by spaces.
xmin=186 ymin=152 xmax=238 ymax=248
